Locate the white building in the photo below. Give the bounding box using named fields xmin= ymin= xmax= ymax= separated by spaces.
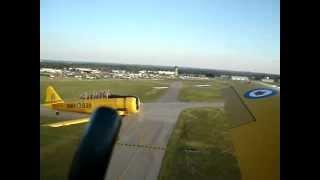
xmin=231 ymin=76 xmax=249 ymax=81
xmin=40 ymin=68 xmax=62 ymax=74
xmin=112 ymin=70 xmax=126 ymax=74
xmin=139 ymin=70 xmax=146 ymax=74
xmin=75 ymin=68 xmax=93 ymax=72
xmin=157 ymin=71 xmax=175 ymax=75
xmin=91 ymin=70 xmax=101 ymax=74
xmin=262 ymin=79 xmax=275 ymax=83
xmin=75 ymin=68 xmax=101 ymax=74
xmin=262 ymin=77 xmax=275 ymax=83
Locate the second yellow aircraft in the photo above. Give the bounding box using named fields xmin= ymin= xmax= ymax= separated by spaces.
xmin=43 ymin=86 xmax=141 ymax=116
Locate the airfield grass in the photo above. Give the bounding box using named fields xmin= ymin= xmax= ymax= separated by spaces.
xmin=40 ymin=116 xmax=87 ymax=180
xmin=158 ymin=107 xmax=241 ymax=180
xmin=178 ymin=80 xmax=228 ymax=102
xmin=40 ymin=78 xmax=170 ymax=103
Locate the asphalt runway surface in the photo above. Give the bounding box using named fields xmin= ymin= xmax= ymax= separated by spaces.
xmin=105 ymin=81 xmax=223 ymax=180
xmin=40 ymin=81 xmax=224 ymax=180
xmin=156 ymin=81 xmax=182 ymax=102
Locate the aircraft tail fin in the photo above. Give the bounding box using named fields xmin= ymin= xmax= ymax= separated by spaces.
xmin=45 ymin=86 xmax=64 ymax=104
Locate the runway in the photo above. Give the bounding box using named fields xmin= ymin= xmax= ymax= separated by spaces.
xmin=105 ymin=81 xmax=224 ymax=180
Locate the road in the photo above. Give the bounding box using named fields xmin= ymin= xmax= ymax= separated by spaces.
xmin=156 ymin=81 xmax=182 ymax=102
xmin=105 ymin=81 xmax=224 ymax=180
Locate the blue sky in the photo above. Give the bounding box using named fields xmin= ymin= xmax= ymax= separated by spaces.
xmin=41 ymin=0 xmax=280 ymax=74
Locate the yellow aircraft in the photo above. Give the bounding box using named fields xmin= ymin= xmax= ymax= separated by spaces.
xmin=42 ymin=86 xmax=141 ymax=127
xmin=221 ymin=81 xmax=280 ymax=180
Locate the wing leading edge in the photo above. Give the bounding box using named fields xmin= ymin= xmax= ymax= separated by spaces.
xmin=42 ymin=118 xmax=90 ymax=127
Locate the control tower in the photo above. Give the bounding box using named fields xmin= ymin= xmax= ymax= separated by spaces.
xmin=174 ymin=66 xmax=178 ymax=77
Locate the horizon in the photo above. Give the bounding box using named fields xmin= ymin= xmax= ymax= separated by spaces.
xmin=41 ymin=0 xmax=279 ymax=74
xmin=40 ymin=58 xmax=280 ymax=75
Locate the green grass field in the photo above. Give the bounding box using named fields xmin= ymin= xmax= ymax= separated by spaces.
xmin=40 ymin=78 xmax=170 ymax=103
xmin=40 ymin=116 xmax=87 ymax=180
xmin=158 ymin=107 xmax=241 ymax=180
xmin=178 ymin=80 xmax=228 ymax=102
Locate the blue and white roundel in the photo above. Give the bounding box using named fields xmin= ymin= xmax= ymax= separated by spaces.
xmin=244 ymin=88 xmax=277 ymax=99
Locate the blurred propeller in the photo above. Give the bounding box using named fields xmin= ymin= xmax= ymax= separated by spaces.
xmin=68 ymin=107 xmax=122 ymax=180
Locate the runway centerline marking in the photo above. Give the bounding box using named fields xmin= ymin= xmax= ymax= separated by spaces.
xmin=116 ymin=143 xmax=166 ymax=151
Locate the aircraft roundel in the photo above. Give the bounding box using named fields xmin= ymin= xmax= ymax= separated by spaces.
xmin=244 ymin=88 xmax=277 ymax=99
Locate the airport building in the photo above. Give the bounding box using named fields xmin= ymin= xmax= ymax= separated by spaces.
xmin=231 ymin=76 xmax=249 ymax=81
xmin=40 ymin=68 xmax=62 ymax=74
xmin=262 ymin=77 xmax=275 ymax=83
xmin=174 ymin=66 xmax=179 ymax=77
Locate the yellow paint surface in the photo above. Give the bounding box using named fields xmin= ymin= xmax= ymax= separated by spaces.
xmin=223 ymin=81 xmax=280 ymax=180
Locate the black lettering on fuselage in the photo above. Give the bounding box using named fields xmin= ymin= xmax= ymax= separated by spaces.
xmin=67 ymin=103 xmax=91 ymax=109
xmin=67 ymin=104 xmax=75 ymax=108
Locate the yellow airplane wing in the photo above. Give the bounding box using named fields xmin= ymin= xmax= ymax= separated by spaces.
xmin=40 ymin=104 xmax=125 ymax=128
xmin=221 ymin=81 xmax=280 ymax=180
xmin=42 ymin=118 xmax=90 ymax=127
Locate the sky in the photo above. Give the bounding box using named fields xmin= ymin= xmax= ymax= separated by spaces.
xmin=40 ymin=0 xmax=280 ymax=74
